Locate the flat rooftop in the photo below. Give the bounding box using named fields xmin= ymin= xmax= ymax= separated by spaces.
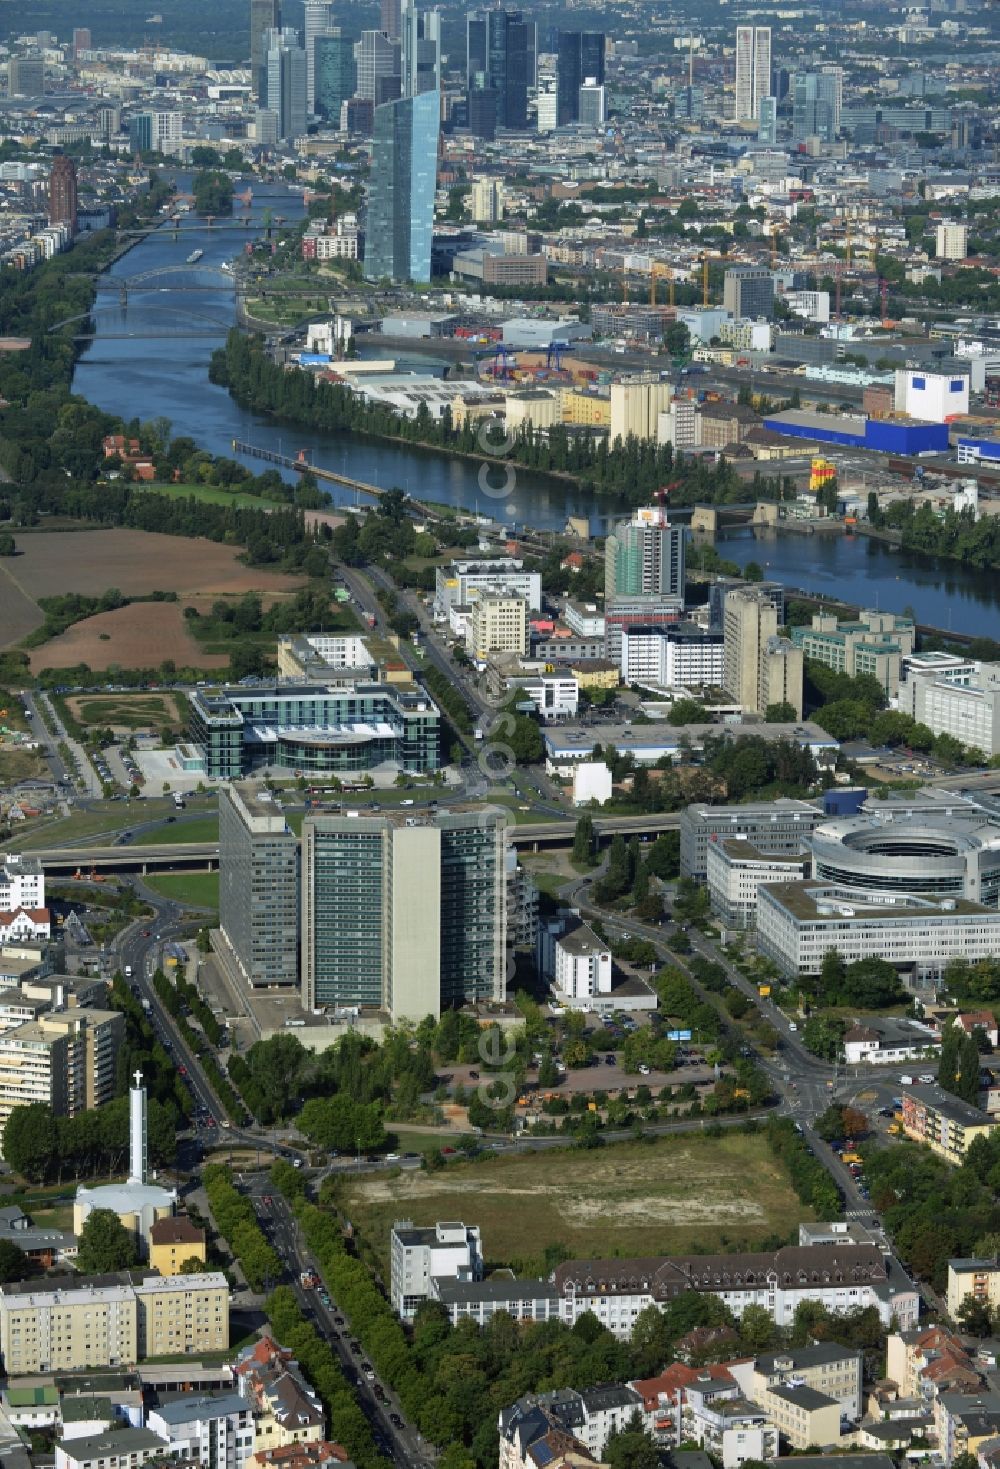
xmin=760 ymin=879 xmax=996 ymax=923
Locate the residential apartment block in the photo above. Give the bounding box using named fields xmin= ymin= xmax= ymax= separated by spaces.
xmin=146 ymin=1392 xmax=255 ymax=1469
xmin=0 ymin=1269 xmax=229 ymax=1374
xmin=234 ymin=1334 xmax=326 ymax=1448
xmin=469 ymin=593 xmax=529 ymax=663
xmin=723 ymin=586 xmax=803 ymax=719
xmin=900 ymin=1084 xmax=998 ymax=1164
xmin=0 ymin=1007 xmax=124 ymax=1141
xmin=947 ymin=1257 xmax=1000 ymax=1320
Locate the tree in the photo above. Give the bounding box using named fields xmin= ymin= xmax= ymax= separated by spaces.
xmin=765 ymin=701 xmax=797 ymax=722
xmin=572 ymin=813 xmax=596 ymax=865
xmin=0 ymin=1238 xmax=32 ymax=1283
xmin=0 ymin=534 xmax=16 ymax=556
xmin=668 ymin=698 xmax=709 ymax=726
xmin=2 ymin=1103 xmax=59 ymax=1181
xmin=76 ymin=1208 xmax=138 ymax=1274
xmin=603 ymin=1414 xmax=661 ymax=1469
xmin=957 ymin=1296 xmax=993 ymax=1336
xmin=739 ymin=1303 xmax=776 ymax=1350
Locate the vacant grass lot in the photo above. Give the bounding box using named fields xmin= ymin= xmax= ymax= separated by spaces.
xmin=12 ymin=798 xmax=179 ymax=850
xmin=135 ymin=815 xmax=220 ymax=846
xmin=145 ymin=871 xmax=219 ymax=908
xmin=131 ymin=483 xmax=290 ymax=509
xmin=341 ymin=1132 xmax=806 ymax=1276
xmin=68 ymin=693 xmax=184 ymax=730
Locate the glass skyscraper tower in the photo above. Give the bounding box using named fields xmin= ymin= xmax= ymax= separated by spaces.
xmin=364 ymin=87 xmax=439 ymax=283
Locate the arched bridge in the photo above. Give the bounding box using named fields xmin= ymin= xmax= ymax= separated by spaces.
xmin=48 ymin=301 xmax=235 ymax=340
xmin=97 ymin=264 xmax=236 ymax=291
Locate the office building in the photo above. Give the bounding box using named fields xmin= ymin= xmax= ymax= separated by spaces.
xmin=188 ymin=681 xmax=440 ymax=780
xmin=790 ymin=610 xmax=914 ymax=697
xmin=553 ymin=921 xmax=612 ymax=1002
xmin=8 ymin=55 xmax=44 ymax=97
xmin=381 ymin=0 xmax=402 ymax=39
xmin=365 ymin=90 xmax=438 ymax=284
xmin=355 ymin=30 xmax=399 ymax=102
xmin=809 ymin=808 xmax=1000 ymax=905
xmin=723 ymin=586 xmax=802 ymax=718
xmin=468 ymin=593 xmax=528 ymax=662
xmin=219 ymin=782 xmax=299 ymax=991
xmin=680 ymin=798 xmax=822 ymax=881
xmin=609 ymin=374 xmax=673 ymax=445
xmin=758 ymin=95 xmax=777 ymax=145
xmin=606 ymin=506 xmax=685 ymax=605
xmin=757 ymin=880 xmax=1000 ymax=980
xmin=72 ymin=27 xmax=92 ymax=58
xmin=314 ymin=32 xmax=357 ymax=123
xmin=936 ymin=221 xmax=969 ymax=260
xmin=0 ymin=1008 xmax=124 ymax=1142
xmin=792 ymin=70 xmax=841 ymax=142
xmin=467 ymin=85 xmax=499 ymax=139
xmin=556 ymin=29 xmax=605 ymax=126
xmin=0 ymin=1268 xmax=228 ymax=1374
xmin=466 ymin=6 xmax=530 ymax=130
xmin=734 ymin=25 xmax=770 ymax=125
xmin=250 ymin=0 xmax=281 ymax=101
xmin=620 ymin=624 xmax=724 ymax=687
xmin=909 ymin=666 xmax=1000 ymax=757
xmin=265 ymin=27 xmax=308 ymax=141
xmin=401 ymin=2 xmax=441 ymax=97
xmin=390 ymin=1220 xmax=483 ymax=1319
xmin=147 ymin=1394 xmax=254 ymax=1469
xmin=302 ymin=0 xmax=333 ymax=113
xmin=301 ymin=806 xmax=506 ymax=1019
xmin=48 ymin=154 xmax=78 ymax=235
xmin=706 ymin=839 xmax=809 ymax=930
xmin=723 ymin=266 xmax=775 ymax=321
xmin=578 ymin=83 xmax=606 ymax=127
xmin=127 ymin=110 xmax=182 ymax=155
xmin=434 ymin=557 xmax=542 ymax=618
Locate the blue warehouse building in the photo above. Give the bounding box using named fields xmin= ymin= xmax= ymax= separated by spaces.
xmin=762 ymin=408 xmax=950 ymax=455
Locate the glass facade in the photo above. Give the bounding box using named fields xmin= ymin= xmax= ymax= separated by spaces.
xmin=314 ymin=33 xmax=356 ymax=122
xmin=310 ymin=827 xmax=385 ymax=1007
xmin=440 ymin=818 xmax=503 ymax=1006
xmin=365 ymin=90 xmax=439 ymax=284
xmin=189 ymin=683 xmax=440 ymax=778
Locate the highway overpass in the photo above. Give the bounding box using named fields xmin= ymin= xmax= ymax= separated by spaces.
xmin=29 ymin=812 xmax=681 ymax=875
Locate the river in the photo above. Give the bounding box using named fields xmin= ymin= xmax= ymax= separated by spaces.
xmin=72 ymin=179 xmax=1000 ymax=639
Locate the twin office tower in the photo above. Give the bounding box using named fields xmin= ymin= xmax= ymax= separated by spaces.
xmin=219 ymin=783 xmax=507 ymax=1022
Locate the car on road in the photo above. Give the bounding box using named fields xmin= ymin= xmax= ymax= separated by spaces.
xmin=919 ymin=1073 xmax=935 ymax=1083
xmin=389 ymin=1414 xmax=403 ymax=1428
xmin=349 ymin=1340 xmax=362 ymax=1353
xmin=333 ymin=1314 xmax=344 ymax=1324
xmin=142 ymin=930 xmax=151 ymax=937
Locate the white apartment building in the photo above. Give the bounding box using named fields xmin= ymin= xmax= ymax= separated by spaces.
xmin=706 ymin=839 xmax=808 ymax=929
xmin=468 ymin=594 xmax=529 ymax=663
xmin=147 ymin=1393 xmax=254 ymax=1469
xmin=898 ymin=651 xmax=977 ymax=718
xmin=553 ymin=922 xmax=612 ymax=1002
xmin=0 ymin=856 xmax=44 ymax=912
xmin=390 ymin=1220 xmax=483 ymax=1319
xmin=756 ymin=880 xmax=1000 ymax=980
xmin=471 ymin=177 xmax=504 ymax=223
xmin=434 ymin=558 xmax=542 ymax=619
xmin=56 ymin=1429 xmax=171 ymax=1469
xmin=564 ymin=600 xmax=605 ymax=638
xmin=658 ymin=397 xmax=701 ymax=449
xmin=0 ymin=1009 xmax=125 ymax=1141
xmin=936 ymin=221 xmax=969 ymax=260
xmin=911 ymin=666 xmax=1000 ymax=756
xmin=621 ymin=624 xmax=724 ymax=687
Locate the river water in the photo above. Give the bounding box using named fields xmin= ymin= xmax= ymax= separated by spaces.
xmin=72 ymin=179 xmax=1000 ymax=638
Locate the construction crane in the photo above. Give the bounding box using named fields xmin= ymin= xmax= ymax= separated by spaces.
xmin=650 ymin=261 xmax=675 ymax=308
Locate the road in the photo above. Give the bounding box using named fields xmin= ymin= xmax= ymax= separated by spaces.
xmin=251 ymin=1181 xmax=430 ymax=1469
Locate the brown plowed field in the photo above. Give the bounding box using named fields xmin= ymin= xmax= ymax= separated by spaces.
xmin=31 ymin=602 xmax=231 ymax=672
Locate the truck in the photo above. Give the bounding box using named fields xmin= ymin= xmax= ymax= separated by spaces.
xmin=141 ymin=998 xmax=152 ymax=1014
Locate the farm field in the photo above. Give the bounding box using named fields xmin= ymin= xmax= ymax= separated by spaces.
xmin=31 ymin=602 xmax=232 ymax=673
xmin=341 ymin=1132 xmax=808 ymax=1277
xmin=66 ymin=692 xmax=186 ymax=731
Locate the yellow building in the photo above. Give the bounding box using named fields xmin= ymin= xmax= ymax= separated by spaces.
xmin=562 ymin=390 xmax=612 ymax=428
xmin=450 ymin=394 xmax=505 ymax=431
xmin=148 ymin=1216 xmax=207 ymax=1277
xmin=947 ymin=1258 xmax=1000 ymax=1320
xmin=504 ymin=389 xmax=560 ymax=430
xmin=901 ymin=1084 xmax=999 ymax=1165
xmin=569 ymin=659 xmax=620 ymax=689
xmin=0 ymin=1009 xmax=124 ymax=1142
xmin=759 ymin=1383 xmax=841 ymax=1450
xmin=469 ymin=594 xmax=528 ymax=663
xmin=134 ymin=1273 xmax=229 ymax=1360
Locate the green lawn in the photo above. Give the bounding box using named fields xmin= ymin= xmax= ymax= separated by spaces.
xmin=145 ymin=871 xmax=219 ymax=909
xmin=341 ymin=1131 xmax=809 ymax=1279
xmin=135 ymin=815 xmax=220 ymax=846
xmin=130 ymin=482 xmax=290 ymax=508
xmin=13 ymin=799 xmax=178 ymax=850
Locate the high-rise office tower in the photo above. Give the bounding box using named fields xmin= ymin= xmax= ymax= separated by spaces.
xmin=219 ymin=781 xmax=299 ymax=990
xmin=466 ymin=6 xmax=529 ymax=130
xmin=48 ymin=154 xmax=78 ymax=234
xmin=791 ymin=68 xmax=841 ymax=142
xmin=300 ymin=807 xmax=507 ymax=1020
xmin=250 ymin=0 xmax=281 ymax=102
xmin=402 ymin=0 xmax=441 ymax=98
xmin=758 ymin=95 xmax=777 ymax=145
xmin=556 ymin=29 xmax=605 ymax=126
xmin=723 ymin=265 xmax=775 ymax=320
xmin=723 ymin=586 xmax=803 ymax=718
xmin=303 ymin=0 xmax=334 ymax=114
xmin=8 ymin=55 xmax=45 ymax=97
xmin=356 ymin=29 xmax=399 ymax=101
xmin=734 ymin=24 xmax=771 ymax=125
xmin=605 ymin=505 xmax=685 ymax=604
xmin=315 ymin=31 xmax=357 ymax=123
xmin=365 ymin=87 xmax=438 ymax=282
xmin=72 ymin=27 xmax=91 ymax=59
xmin=128 ymin=110 xmax=183 ymax=155
xmin=265 ymin=26 xmax=308 ymax=141
xmin=381 ymin=0 xmax=403 ymax=40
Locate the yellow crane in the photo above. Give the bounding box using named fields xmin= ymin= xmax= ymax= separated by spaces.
xmin=650 ymin=261 xmax=675 ymax=307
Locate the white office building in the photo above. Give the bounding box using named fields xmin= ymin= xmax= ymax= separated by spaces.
xmin=434 ymin=558 xmax=542 ymax=619
xmin=553 ymin=922 xmax=612 ymax=1002
xmin=507 ymin=672 xmax=579 ymax=721
xmin=621 ymin=623 xmax=724 ymax=687
xmin=390 ymin=1220 xmax=483 ymax=1319
xmin=911 ymin=664 xmax=1000 ymax=756
xmin=706 ymin=839 xmax=808 ymax=929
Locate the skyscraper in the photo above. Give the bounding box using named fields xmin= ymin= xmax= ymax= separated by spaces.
xmin=466 ymin=6 xmax=529 ymax=130
xmin=250 ymin=0 xmax=280 ymax=102
xmin=605 ymin=505 xmax=685 ymax=604
xmin=72 ymin=27 xmax=91 ymax=59
xmin=265 ymin=26 xmax=307 ymax=141
xmin=402 ymin=0 xmax=440 ymax=98
xmin=303 ymin=0 xmax=334 ymax=114
xmin=758 ymin=95 xmax=777 ymax=145
xmin=365 ymin=87 xmax=438 ymax=283
xmin=381 ymin=0 xmax=402 ymax=40
xmin=356 ymin=29 xmax=399 ymax=101
xmin=48 ymin=154 xmax=78 ymax=235
xmin=8 ymin=55 xmax=45 ymax=97
xmin=734 ymin=24 xmax=771 ymax=126
xmin=792 ymin=68 xmax=841 ymax=142
xmin=314 ymin=32 xmax=357 ymax=123
xmin=723 ymin=586 xmax=803 ymax=718
xmin=556 ymin=30 xmax=605 ymax=126
xmin=300 ymin=806 xmax=506 ymax=1020
xmin=219 ymin=781 xmax=299 ymax=990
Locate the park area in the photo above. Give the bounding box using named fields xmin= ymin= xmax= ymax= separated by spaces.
xmin=0 ymin=528 xmax=307 ymax=670
xmin=341 ymin=1131 xmax=808 ymax=1277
